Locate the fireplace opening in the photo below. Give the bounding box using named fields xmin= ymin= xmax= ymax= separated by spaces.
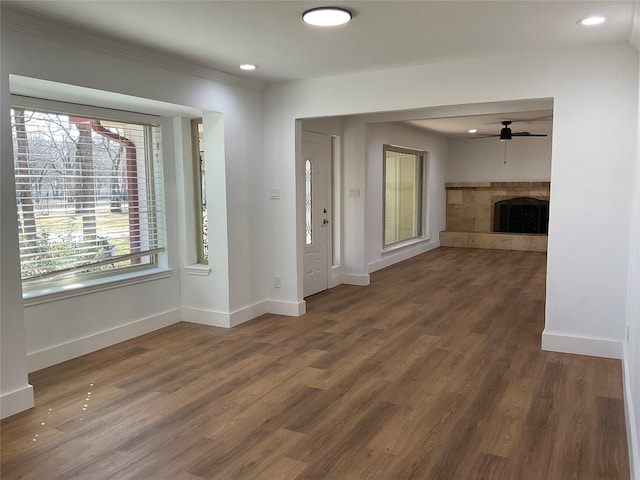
xmin=493 ymin=197 xmax=549 ymax=234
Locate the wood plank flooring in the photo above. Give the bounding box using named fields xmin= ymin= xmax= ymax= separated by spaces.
xmin=1 ymin=247 xmax=630 ymax=479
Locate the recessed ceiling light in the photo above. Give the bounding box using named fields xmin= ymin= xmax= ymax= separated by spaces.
xmin=302 ymin=7 xmax=352 ymax=27
xmin=468 ymin=129 xmax=478 ymax=134
xmin=240 ymin=64 xmax=258 ymax=71
xmin=577 ymin=16 xmax=605 ymax=26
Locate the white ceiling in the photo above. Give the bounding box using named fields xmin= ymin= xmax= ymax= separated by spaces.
xmin=2 ymin=1 xmax=636 ymax=84
xmin=406 ymin=109 xmax=554 ymax=138
xmin=2 ymin=1 xmax=635 ymax=135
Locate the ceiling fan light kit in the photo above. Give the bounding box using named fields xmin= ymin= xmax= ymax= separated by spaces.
xmin=500 ymin=122 xmax=512 ymax=140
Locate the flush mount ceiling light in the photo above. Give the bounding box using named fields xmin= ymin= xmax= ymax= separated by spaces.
xmin=577 ymin=16 xmax=605 ymax=26
xmin=239 ymin=64 xmax=258 ymax=71
xmin=302 ymin=7 xmax=352 ymax=27
xmin=468 ymin=129 xmax=478 ymax=134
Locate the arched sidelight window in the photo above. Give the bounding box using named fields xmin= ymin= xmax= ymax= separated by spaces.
xmin=305 ymin=159 xmax=312 ymax=245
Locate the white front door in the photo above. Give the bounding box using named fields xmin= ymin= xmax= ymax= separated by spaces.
xmin=303 ymin=130 xmax=330 ymax=297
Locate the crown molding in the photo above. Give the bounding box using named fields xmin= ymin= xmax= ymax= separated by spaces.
xmin=0 ymin=5 xmax=265 ymax=92
xmin=630 ymin=0 xmax=640 ymax=51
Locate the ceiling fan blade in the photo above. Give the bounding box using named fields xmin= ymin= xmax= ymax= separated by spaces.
xmin=469 ymin=121 xmax=548 ymax=139
xmin=470 ymin=134 xmax=500 ymax=139
xmin=511 ymin=132 xmax=548 ymax=137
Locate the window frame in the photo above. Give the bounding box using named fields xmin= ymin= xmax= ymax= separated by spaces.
xmin=382 ymin=144 xmax=426 ymax=249
xmin=10 ymin=95 xmax=167 ymax=296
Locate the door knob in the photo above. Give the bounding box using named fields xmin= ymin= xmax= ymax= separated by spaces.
xmin=323 ymin=219 xmax=329 ymax=225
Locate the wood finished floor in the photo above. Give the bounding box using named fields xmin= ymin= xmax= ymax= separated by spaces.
xmin=1 ymin=247 xmax=630 ymax=479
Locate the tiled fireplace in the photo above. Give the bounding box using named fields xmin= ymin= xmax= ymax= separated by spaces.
xmin=439 ymin=182 xmax=550 ymax=252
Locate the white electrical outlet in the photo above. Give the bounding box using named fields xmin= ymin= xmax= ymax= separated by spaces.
xmin=274 ymin=275 xmax=281 ymax=288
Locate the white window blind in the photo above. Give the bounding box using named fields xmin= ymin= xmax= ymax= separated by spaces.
xmin=383 ymin=145 xmax=424 ymax=247
xmin=11 ymin=102 xmax=165 ymax=286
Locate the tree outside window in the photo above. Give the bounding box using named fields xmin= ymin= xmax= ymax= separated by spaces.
xmin=11 ymin=105 xmax=164 ymax=288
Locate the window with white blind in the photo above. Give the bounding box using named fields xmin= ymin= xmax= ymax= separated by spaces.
xmin=383 ymin=145 xmax=425 ymax=247
xmin=11 ymin=98 xmax=166 ymax=291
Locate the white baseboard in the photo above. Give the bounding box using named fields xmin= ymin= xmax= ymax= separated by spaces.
xmin=230 ymin=302 xmax=269 ymax=327
xmin=623 ymin=345 xmax=639 ymax=480
xmin=329 ymin=265 xmax=343 ymax=289
xmin=27 ymin=308 xmax=182 ymax=372
xmin=184 ymin=300 xmax=305 ymax=329
xmin=182 ymin=306 xmax=232 ymax=327
xmin=341 ymin=273 xmax=370 ymax=286
xmin=266 ymin=300 xmax=306 ymax=316
xmin=369 ymin=240 xmax=440 ymax=273
xmin=541 ymin=330 xmax=623 ymax=359
xmin=0 ymin=384 xmax=34 ymax=419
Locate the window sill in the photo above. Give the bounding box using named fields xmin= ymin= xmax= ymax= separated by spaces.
xmin=184 ymin=264 xmax=211 ymax=276
xmin=23 ymin=267 xmax=173 ymax=306
xmin=382 ymin=236 xmax=430 ymax=254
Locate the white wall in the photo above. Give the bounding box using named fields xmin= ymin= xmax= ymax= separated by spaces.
xmin=340 ymin=118 xmax=368 ymax=280
xmin=622 ymin=48 xmax=640 ymax=480
xmin=543 ymin=45 xmax=637 ymax=358
xmin=365 ymin=122 xmax=446 ymax=272
xmin=1 ymin=22 xmax=267 ymax=416
xmin=301 ymin=117 xmax=344 ymax=137
xmin=447 ymin=135 xmax=552 ymax=182
xmin=0 ymin=27 xmax=34 ymax=418
xmin=264 ymin=42 xmax=638 ymax=360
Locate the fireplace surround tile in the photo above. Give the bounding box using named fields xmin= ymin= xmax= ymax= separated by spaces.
xmin=440 ymin=182 xmax=550 ymax=252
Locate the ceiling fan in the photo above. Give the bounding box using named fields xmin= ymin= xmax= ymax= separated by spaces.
xmin=471 ymin=120 xmax=548 ymax=140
